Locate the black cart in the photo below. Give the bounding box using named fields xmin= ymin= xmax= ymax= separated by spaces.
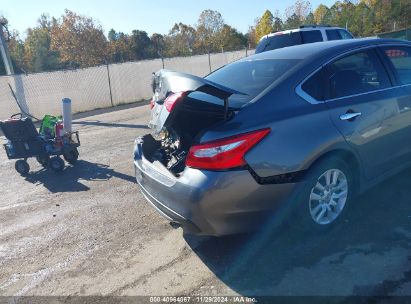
xmin=0 ymin=113 xmax=80 ymax=175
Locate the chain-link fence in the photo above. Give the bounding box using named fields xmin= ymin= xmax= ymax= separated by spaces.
xmin=0 ymin=49 xmax=255 ymax=120
xmin=377 ymin=27 xmax=411 ymax=40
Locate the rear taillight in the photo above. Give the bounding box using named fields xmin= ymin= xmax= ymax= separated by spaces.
xmin=149 ymin=98 xmax=155 ymax=109
xmin=165 ymin=92 xmax=186 ymax=112
xmin=186 ymin=128 xmax=271 ymax=170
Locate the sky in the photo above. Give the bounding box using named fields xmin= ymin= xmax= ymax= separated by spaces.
xmin=1 ymin=0 xmax=337 ymax=38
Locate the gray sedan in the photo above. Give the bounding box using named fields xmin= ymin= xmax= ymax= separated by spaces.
xmin=134 ymin=38 xmax=411 ymax=236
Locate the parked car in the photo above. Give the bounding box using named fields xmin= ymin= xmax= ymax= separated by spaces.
xmin=135 ymin=38 xmax=411 ymax=236
xmin=255 ymin=25 xmax=354 ymax=54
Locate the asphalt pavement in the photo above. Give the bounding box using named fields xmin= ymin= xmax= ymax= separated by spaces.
xmin=1 ymin=102 xmax=411 ymax=298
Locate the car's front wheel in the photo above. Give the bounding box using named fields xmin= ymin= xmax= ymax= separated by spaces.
xmin=295 ymin=156 xmax=354 ymax=230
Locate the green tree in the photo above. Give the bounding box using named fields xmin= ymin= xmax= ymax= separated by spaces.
xmin=130 ymin=30 xmax=154 ymax=60
xmin=24 ymin=15 xmax=60 ymax=72
xmin=313 ymin=4 xmax=331 ymax=25
xmin=195 ymin=9 xmax=224 ymax=53
xmin=305 ymin=12 xmax=315 ymax=25
xmin=8 ymin=30 xmax=26 ymax=73
xmin=390 ymin=0 xmax=411 ymax=30
xmin=150 ymin=33 xmax=165 ymax=57
xmin=368 ymin=0 xmax=411 ymax=34
xmin=284 ymin=13 xmax=302 ymax=29
xmin=273 ymin=15 xmax=284 ymax=32
xmin=108 ymin=29 xmax=117 ymax=42
xmin=349 ymin=1 xmax=373 ymax=36
xmin=255 ymin=10 xmax=274 ymax=42
xmin=0 ymin=16 xmax=27 ymax=74
xmin=285 ymin=0 xmax=312 ymax=27
xmin=164 ymin=22 xmax=196 ymax=57
xmin=107 ymin=29 xmax=133 ymax=63
xmin=215 ymin=24 xmax=247 ymax=52
xmin=246 ymin=22 xmax=258 ymax=49
xmin=328 ymin=1 xmax=355 ymax=30
xmin=51 ymin=9 xmax=107 ymax=68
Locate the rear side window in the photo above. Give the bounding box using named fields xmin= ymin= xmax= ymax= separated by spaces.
xmin=325 ymin=50 xmax=391 ymax=99
xmin=301 ymin=31 xmax=323 ymax=43
xmin=255 ymin=32 xmax=302 ymax=53
xmin=382 ymin=46 xmax=411 ymax=85
xmin=301 ymin=70 xmax=324 ymax=101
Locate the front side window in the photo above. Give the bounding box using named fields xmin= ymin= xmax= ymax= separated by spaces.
xmin=326 ymin=29 xmax=341 ymax=41
xmin=338 ymin=29 xmax=353 ymax=39
xmin=326 ymin=29 xmax=353 ymax=41
xmin=382 ymin=46 xmax=411 ymax=85
xmin=325 ymin=49 xmax=391 ymax=99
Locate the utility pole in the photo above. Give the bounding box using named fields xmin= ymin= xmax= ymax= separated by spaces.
xmin=0 ymin=19 xmax=14 ymax=75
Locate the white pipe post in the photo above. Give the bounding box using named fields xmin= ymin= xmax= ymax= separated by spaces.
xmin=62 ymin=98 xmax=72 ymax=133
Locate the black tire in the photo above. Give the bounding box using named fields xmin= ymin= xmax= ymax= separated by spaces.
xmin=63 ymin=148 xmax=79 ymax=165
xmin=36 ymin=155 xmax=50 ymax=168
xmin=49 ymin=156 xmax=65 ymax=172
xmin=292 ymin=156 xmax=355 ymax=232
xmin=15 ymin=160 xmax=30 ymax=176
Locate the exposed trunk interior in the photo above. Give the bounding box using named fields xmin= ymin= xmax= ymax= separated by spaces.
xmin=145 ymin=97 xmax=232 ymax=176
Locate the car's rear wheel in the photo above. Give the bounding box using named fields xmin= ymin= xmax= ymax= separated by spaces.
xmin=295 ymin=156 xmax=354 ymax=230
xmin=308 ymin=168 xmax=348 ymax=225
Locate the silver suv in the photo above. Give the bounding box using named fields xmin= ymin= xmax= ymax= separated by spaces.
xmin=255 ymin=25 xmax=354 ymax=54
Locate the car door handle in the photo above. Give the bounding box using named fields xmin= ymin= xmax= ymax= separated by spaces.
xmin=340 ymin=112 xmax=362 ymax=121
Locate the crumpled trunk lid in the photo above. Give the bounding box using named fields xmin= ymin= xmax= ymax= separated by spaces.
xmin=149 ymin=69 xmax=244 ymax=134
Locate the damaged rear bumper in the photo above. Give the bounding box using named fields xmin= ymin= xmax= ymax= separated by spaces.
xmin=134 ymin=135 xmax=301 ymax=236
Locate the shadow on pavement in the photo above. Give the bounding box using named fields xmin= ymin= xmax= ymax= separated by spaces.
xmin=24 ymin=160 xmax=135 ymax=193
xmin=72 ymin=100 xmax=149 ymax=121
xmin=185 ymin=167 xmax=411 ymax=297
xmin=72 ymin=120 xmax=150 ymax=129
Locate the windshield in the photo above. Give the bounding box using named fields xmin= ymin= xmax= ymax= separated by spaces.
xmin=204 ymin=58 xmax=301 ymax=108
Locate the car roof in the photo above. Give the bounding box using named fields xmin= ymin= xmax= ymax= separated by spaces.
xmin=245 ymin=38 xmax=411 ymax=62
xmin=261 ymin=26 xmax=347 ymax=40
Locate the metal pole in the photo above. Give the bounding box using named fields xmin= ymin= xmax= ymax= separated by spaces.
xmin=106 ymin=63 xmax=114 ymax=107
xmin=208 ymin=51 xmax=211 ymax=73
xmin=0 ymin=23 xmax=14 ymax=75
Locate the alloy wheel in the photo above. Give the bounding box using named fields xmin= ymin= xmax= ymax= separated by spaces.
xmin=308 ymin=168 xmax=348 ymax=225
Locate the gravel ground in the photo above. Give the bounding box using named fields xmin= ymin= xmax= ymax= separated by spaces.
xmin=1 ymin=102 xmax=411 ymax=298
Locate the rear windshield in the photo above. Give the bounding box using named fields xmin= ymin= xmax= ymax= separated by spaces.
xmin=256 ymin=32 xmax=302 ymax=53
xmin=204 ymin=59 xmax=301 ymax=108
xmin=255 ymin=30 xmax=323 ymax=54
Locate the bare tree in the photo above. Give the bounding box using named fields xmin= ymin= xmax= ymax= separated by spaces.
xmin=285 ymin=0 xmax=312 ymax=26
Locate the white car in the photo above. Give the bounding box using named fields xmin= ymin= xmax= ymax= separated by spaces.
xmin=255 ymin=25 xmax=354 ymax=54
